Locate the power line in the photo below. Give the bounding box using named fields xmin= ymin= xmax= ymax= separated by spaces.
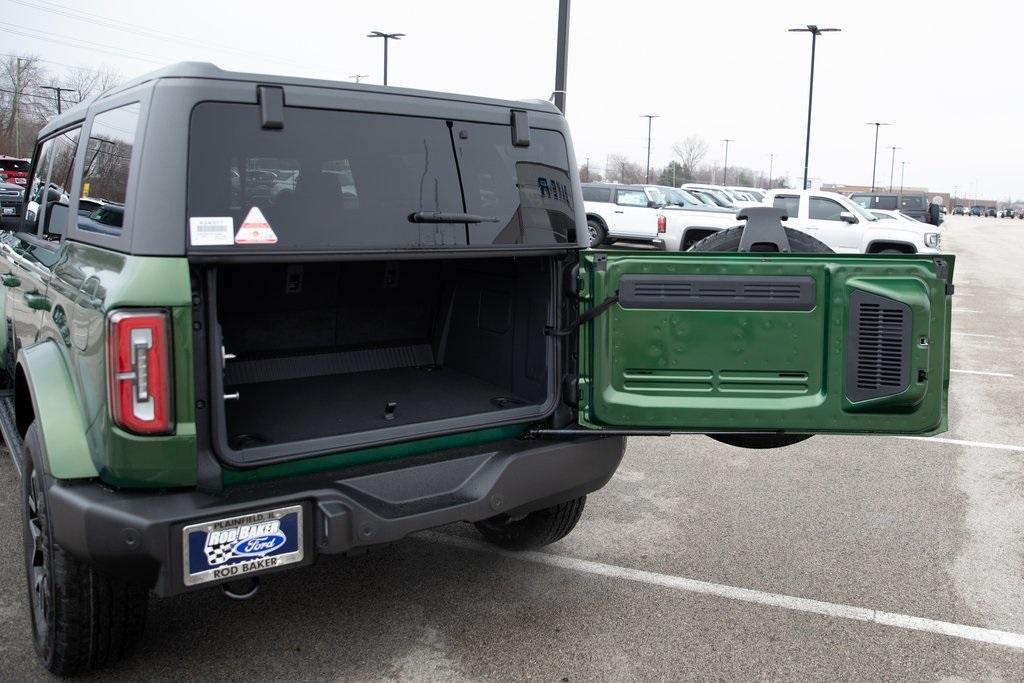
xmin=5 ymin=0 xmax=320 ymax=71
xmin=0 ymin=22 xmax=167 ymax=64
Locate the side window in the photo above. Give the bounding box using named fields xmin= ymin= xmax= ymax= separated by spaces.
xmin=26 ymin=137 xmax=55 ymax=233
xmin=41 ymin=127 xmax=82 ymax=240
xmin=773 ymin=195 xmax=800 ymax=218
xmin=809 ymin=197 xmax=846 ymax=221
xmin=582 ymin=187 xmax=611 ymax=203
xmin=901 ymin=196 xmax=925 ymax=211
xmin=79 ymin=103 xmax=140 ymax=236
xmin=615 ymin=188 xmax=648 ymax=207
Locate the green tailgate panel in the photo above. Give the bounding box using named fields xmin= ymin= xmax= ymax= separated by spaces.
xmin=578 ymin=251 xmax=954 ymax=435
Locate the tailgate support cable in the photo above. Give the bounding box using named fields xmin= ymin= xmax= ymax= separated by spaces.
xmin=545 ymin=293 xmax=619 ymax=336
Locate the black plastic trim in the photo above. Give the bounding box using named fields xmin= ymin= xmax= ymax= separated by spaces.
xmin=618 ymin=274 xmax=816 ymax=311
xmin=846 ymin=289 xmax=912 ymax=402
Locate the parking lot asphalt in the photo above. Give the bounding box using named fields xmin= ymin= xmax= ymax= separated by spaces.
xmin=2 ymin=214 xmax=1023 ymax=680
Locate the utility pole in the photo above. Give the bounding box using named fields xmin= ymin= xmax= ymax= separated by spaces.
xmin=900 ymin=161 xmax=907 ymax=194
xmin=13 ymin=57 xmax=22 ymax=157
xmin=583 ymin=155 xmax=590 ymax=182
xmin=367 ymin=31 xmax=405 ymax=85
xmin=553 ymin=0 xmax=571 ymax=113
xmin=767 ymin=153 xmax=775 ymax=189
xmin=789 ymin=25 xmax=841 ymax=189
xmin=866 ymin=122 xmax=889 ymax=190
xmin=887 ymin=146 xmax=900 ymax=191
xmin=349 ymin=74 xmax=368 ymax=83
xmin=642 ymin=114 xmax=659 ymax=183
xmin=41 ymin=85 xmax=77 ymax=115
xmin=721 ymin=138 xmax=734 ymax=186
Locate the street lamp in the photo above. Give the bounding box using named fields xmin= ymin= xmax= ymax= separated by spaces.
xmin=887 ymin=146 xmax=900 ymax=191
xmin=721 ymin=138 xmax=734 ymax=186
xmin=767 ymin=153 xmax=775 ymax=189
xmin=789 ymin=25 xmax=841 ymax=189
xmin=866 ymin=122 xmax=889 ymax=190
xmin=900 ymin=161 xmax=907 ymax=194
xmin=367 ymin=31 xmax=405 ymax=86
xmin=641 ymin=114 xmax=659 ymax=183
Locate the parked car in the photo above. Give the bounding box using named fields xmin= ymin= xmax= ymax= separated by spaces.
xmin=726 ymin=186 xmax=767 ymax=202
xmin=985 ymin=207 xmax=997 ymax=217
xmin=848 ymin=192 xmax=931 ymax=222
xmin=765 ymin=189 xmax=941 ymax=253
xmin=1000 ymin=207 xmax=1016 ymax=218
xmin=0 ymin=155 xmax=30 ymax=186
xmin=636 ymin=185 xmax=741 ymax=250
xmin=2 ymin=62 xmax=956 ymax=675
xmin=683 ymin=184 xmax=759 ymax=209
xmin=0 ymin=181 xmax=24 ymax=228
xmin=970 ymin=206 xmax=984 ymax=216
xmin=952 ymin=206 xmax=966 ymax=215
xmin=582 ymin=182 xmax=665 ymax=247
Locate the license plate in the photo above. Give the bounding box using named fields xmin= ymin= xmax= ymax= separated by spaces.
xmin=182 ymin=504 xmax=304 ymax=587
xmin=1 ymin=207 xmax=14 ymax=215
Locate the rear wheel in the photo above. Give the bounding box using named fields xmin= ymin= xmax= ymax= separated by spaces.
xmin=586 ymin=219 xmax=606 ymax=247
xmin=474 ymin=496 xmax=586 ymax=550
xmin=21 ymin=424 xmax=148 ymax=676
xmin=688 ymin=225 xmax=833 ymax=449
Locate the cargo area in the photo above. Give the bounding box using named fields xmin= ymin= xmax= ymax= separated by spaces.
xmin=203 ymin=256 xmax=555 ymax=460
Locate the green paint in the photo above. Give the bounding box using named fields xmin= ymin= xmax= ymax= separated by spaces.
xmin=578 ymin=251 xmax=953 ymax=436
xmin=223 ymin=425 xmax=526 ymax=486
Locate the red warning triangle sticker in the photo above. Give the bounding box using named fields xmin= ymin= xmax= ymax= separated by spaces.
xmin=235 ymin=206 xmax=278 ymax=244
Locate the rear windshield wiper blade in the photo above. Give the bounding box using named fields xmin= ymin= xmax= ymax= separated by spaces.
xmin=408 ymin=211 xmax=499 ymax=224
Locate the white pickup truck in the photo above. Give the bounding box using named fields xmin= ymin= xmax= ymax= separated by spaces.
xmin=581 ymin=183 xmax=740 ymax=250
xmin=764 ymin=189 xmax=941 ymax=254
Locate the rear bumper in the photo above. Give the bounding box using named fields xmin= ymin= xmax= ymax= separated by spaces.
xmin=44 ymin=435 xmax=626 ymax=596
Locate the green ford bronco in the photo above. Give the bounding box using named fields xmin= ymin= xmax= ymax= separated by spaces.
xmin=2 ymin=63 xmax=954 ymax=674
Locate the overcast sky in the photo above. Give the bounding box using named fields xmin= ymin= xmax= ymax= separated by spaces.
xmin=4 ymin=0 xmax=1018 ymax=200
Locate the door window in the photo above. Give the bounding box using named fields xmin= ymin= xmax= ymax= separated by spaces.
xmin=772 ymin=195 xmax=800 ymax=218
xmin=582 ymin=187 xmax=611 ymax=202
xmin=615 ymin=188 xmax=648 ymax=207
xmin=79 ymin=103 xmax=140 ymax=237
xmin=42 ymin=127 xmax=81 ymax=240
xmin=26 ymin=138 xmax=55 ymax=233
xmin=808 ymin=197 xmax=847 ymax=221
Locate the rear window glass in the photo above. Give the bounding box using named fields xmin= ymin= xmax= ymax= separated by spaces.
xmin=0 ymin=159 xmax=29 ymax=172
xmin=79 ymin=103 xmax=140 ymax=236
xmin=582 ymin=186 xmax=611 ymax=202
xmin=773 ymin=195 xmax=800 ymax=218
xmin=187 ymin=103 xmax=574 ymax=250
xmin=853 ymin=194 xmax=898 ymax=210
xmin=900 ymin=195 xmax=925 ymax=210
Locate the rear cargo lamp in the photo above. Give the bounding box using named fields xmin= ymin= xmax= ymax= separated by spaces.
xmin=108 ymin=310 xmax=173 ymax=434
xmin=657 ymin=215 xmax=667 ymax=233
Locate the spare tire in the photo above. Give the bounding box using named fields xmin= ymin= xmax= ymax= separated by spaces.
xmin=687 ymin=225 xmax=833 ymax=449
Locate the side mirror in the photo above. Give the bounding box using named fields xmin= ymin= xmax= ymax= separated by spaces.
xmin=43 ymin=200 xmax=70 ymax=238
xmin=839 ymin=211 xmax=858 ymax=224
xmin=647 ymin=200 xmax=663 ymax=209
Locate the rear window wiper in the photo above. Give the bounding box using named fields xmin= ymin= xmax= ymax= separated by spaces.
xmin=408 ymin=211 xmax=499 ymax=224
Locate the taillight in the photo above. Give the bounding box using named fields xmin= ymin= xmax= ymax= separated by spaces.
xmin=657 ymin=215 xmax=667 ymax=233
xmin=108 ymin=310 xmax=173 ymax=434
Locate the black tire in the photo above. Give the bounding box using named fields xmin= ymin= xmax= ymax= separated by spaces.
xmin=688 ymin=224 xmax=832 ymax=449
xmin=21 ymin=424 xmax=148 ymax=676
xmin=875 ymin=248 xmax=903 ymax=254
xmin=586 ymin=219 xmax=607 ymax=247
xmin=474 ymin=496 xmax=586 ymax=550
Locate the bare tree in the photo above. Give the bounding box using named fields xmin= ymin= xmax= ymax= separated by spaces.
xmin=1 ymin=55 xmax=46 ymax=155
xmin=605 ymin=154 xmax=644 ymax=184
xmin=671 ymin=135 xmax=709 ymax=181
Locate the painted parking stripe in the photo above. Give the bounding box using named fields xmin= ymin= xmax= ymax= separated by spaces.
xmin=952 ymin=309 xmax=983 ymax=314
xmin=950 ymin=369 xmax=1015 ymax=377
xmin=897 ymin=436 xmax=1024 ymax=453
xmin=425 ymin=533 xmax=1024 ymax=650
xmin=951 ymin=332 xmax=1001 ymax=339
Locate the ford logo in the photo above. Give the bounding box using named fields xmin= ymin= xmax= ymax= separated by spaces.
xmin=231 ymin=532 xmax=287 ymax=557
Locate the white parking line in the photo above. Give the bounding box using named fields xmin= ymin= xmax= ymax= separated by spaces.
xmin=950 ymin=369 xmax=1015 ymax=377
xmin=898 ymin=436 xmax=1024 ymax=453
xmin=953 ymin=309 xmax=983 ymax=314
xmin=951 ymin=332 xmax=1001 ymax=339
xmin=424 ymin=533 xmax=1024 ymax=650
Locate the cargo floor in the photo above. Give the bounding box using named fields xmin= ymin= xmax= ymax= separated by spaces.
xmin=223 ymin=366 xmax=534 ymax=447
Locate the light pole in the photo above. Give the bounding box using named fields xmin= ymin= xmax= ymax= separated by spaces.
xmin=866 ymin=122 xmax=889 ymax=190
xmin=887 ymin=146 xmax=900 ymax=191
xmin=41 ymin=85 xmax=76 ymax=115
xmin=789 ymin=25 xmax=841 ymax=189
xmin=721 ymin=138 xmax=734 ymax=186
xmin=642 ymin=114 xmax=659 ymax=183
xmin=553 ymin=0 xmax=571 ymax=113
xmin=349 ymin=74 xmax=368 ymax=83
xmin=367 ymin=31 xmax=405 ymax=85
xmin=953 ymin=185 xmax=959 ymax=206
xmin=900 ymin=161 xmax=907 ymax=194
xmin=767 ymin=153 xmax=775 ymax=189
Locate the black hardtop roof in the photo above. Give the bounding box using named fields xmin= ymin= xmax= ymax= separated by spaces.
xmin=40 ymin=61 xmax=561 ymax=136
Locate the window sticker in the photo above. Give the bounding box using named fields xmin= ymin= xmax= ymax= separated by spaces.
xmin=235 ymin=206 xmax=278 ymax=244
xmin=189 ymin=216 xmax=234 ymax=246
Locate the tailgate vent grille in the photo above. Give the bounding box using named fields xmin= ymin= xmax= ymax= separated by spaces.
xmin=619 ymin=275 xmax=815 ymax=311
xmin=847 ymin=290 xmax=911 ymax=402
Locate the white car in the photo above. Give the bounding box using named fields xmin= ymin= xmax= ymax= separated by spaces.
xmin=637 ymin=185 xmax=742 ymax=250
xmin=581 ymin=183 xmax=665 ymax=247
xmin=763 ymin=190 xmax=941 ymax=254
xmin=683 ymin=184 xmax=760 ymax=209
xmin=726 ymin=186 xmax=767 ymax=202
